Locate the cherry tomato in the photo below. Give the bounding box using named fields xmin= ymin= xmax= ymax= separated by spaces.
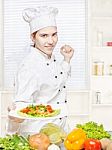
xmin=46 ymin=105 xmax=53 ymax=113
xmin=21 ymin=107 xmax=30 ymax=113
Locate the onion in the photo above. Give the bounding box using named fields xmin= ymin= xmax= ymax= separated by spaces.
xmin=106 ymin=142 xmax=112 ymax=150
xmin=48 ymin=144 xmax=60 ymax=150
xmin=28 ymin=133 xmax=50 ymax=150
xmin=100 ymin=138 xmax=112 ymax=150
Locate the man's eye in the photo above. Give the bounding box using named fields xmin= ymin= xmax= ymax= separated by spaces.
xmin=53 ymin=33 xmax=57 ymax=36
xmin=41 ymin=34 xmax=47 ymax=37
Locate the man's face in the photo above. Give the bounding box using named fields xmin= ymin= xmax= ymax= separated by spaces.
xmin=31 ymin=26 xmax=58 ymax=57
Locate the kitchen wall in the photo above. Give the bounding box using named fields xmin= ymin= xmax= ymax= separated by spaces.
xmin=0 ymin=0 xmax=3 ymax=135
xmin=0 ymin=0 xmax=3 ymax=89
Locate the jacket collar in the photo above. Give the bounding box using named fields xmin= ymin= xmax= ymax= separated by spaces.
xmin=30 ymin=46 xmax=55 ymax=62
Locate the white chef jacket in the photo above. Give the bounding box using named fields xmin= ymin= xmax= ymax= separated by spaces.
xmin=7 ymin=46 xmax=71 ymax=136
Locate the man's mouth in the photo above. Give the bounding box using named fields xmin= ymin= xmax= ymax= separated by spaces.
xmin=45 ymin=46 xmax=53 ymax=48
xmin=45 ymin=46 xmax=54 ymax=49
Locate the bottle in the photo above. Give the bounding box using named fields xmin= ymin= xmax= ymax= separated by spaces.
xmin=95 ymin=91 xmax=101 ymax=104
xmin=97 ymin=31 xmax=103 ymax=47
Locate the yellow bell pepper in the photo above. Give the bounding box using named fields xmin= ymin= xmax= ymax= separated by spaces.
xmin=64 ymin=128 xmax=87 ymax=150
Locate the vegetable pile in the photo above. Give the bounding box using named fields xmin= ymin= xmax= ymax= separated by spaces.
xmin=18 ymin=104 xmax=60 ymax=118
xmin=0 ymin=134 xmax=33 ymax=150
xmin=76 ymin=121 xmax=111 ymax=140
xmin=0 ymin=121 xmax=111 ymax=149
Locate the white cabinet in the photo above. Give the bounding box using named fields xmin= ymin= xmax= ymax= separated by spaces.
xmin=90 ymin=0 xmax=112 ymax=131
xmin=91 ymin=0 xmax=112 ymax=104
xmin=68 ymin=0 xmax=112 ymax=131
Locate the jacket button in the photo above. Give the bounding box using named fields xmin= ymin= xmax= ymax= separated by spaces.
xmin=63 ymin=85 xmax=66 ymax=88
xmin=47 ymin=63 xmax=49 ymax=66
xmin=54 ymin=59 xmax=56 ymax=62
xmin=65 ymin=100 xmax=67 ymax=103
xmin=57 ymin=102 xmax=59 ymax=104
xmin=60 ymin=72 xmax=63 ymax=74
xmin=55 ymin=76 xmax=57 ymax=78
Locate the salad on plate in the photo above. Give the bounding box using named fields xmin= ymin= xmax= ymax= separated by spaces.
xmin=18 ymin=104 xmax=61 ymax=118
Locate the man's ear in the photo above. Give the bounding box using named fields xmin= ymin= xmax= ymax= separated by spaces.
xmin=30 ymin=34 xmax=35 ymax=42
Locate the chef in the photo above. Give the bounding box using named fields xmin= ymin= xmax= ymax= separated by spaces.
xmin=7 ymin=6 xmax=74 ymax=137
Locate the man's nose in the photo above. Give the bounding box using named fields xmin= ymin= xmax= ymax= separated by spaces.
xmin=48 ymin=36 xmax=53 ymax=44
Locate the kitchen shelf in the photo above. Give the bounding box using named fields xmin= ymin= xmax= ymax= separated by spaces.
xmin=92 ymin=75 xmax=112 ymax=78
xmin=93 ymin=47 xmax=112 ymax=50
xmin=92 ymin=16 xmax=112 ymax=20
xmin=92 ymin=103 xmax=112 ymax=107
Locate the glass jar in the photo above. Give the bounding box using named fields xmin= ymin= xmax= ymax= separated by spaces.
xmin=109 ymin=64 xmax=112 ymax=75
xmin=93 ymin=61 xmax=104 ymax=76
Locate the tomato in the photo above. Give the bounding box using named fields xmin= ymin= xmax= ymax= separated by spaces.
xmin=46 ymin=105 xmax=53 ymax=113
xmin=84 ymin=139 xmax=101 ymax=150
xmin=21 ymin=107 xmax=30 ymax=113
xmin=36 ymin=106 xmax=38 ymax=110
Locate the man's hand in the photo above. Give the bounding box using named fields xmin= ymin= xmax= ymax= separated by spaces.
xmin=7 ymin=102 xmax=16 ymax=112
xmin=8 ymin=102 xmax=24 ymax=123
xmin=60 ymin=45 xmax=74 ymax=63
xmin=8 ymin=116 xmax=24 ymax=123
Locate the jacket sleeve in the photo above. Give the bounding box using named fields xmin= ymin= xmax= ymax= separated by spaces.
xmin=14 ymin=64 xmax=40 ymax=102
xmin=60 ymin=60 xmax=71 ymax=78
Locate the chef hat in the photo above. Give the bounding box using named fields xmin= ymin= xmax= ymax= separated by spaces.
xmin=22 ymin=6 xmax=58 ymax=34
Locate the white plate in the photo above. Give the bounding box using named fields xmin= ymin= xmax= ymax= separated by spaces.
xmin=9 ymin=102 xmax=68 ymax=120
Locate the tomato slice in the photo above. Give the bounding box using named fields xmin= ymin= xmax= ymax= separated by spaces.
xmin=21 ymin=107 xmax=30 ymax=113
xmin=46 ymin=105 xmax=53 ymax=113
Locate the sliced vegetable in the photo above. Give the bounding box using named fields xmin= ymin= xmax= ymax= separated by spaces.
xmin=84 ymin=138 xmax=101 ymax=150
xmin=46 ymin=105 xmax=53 ymax=113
